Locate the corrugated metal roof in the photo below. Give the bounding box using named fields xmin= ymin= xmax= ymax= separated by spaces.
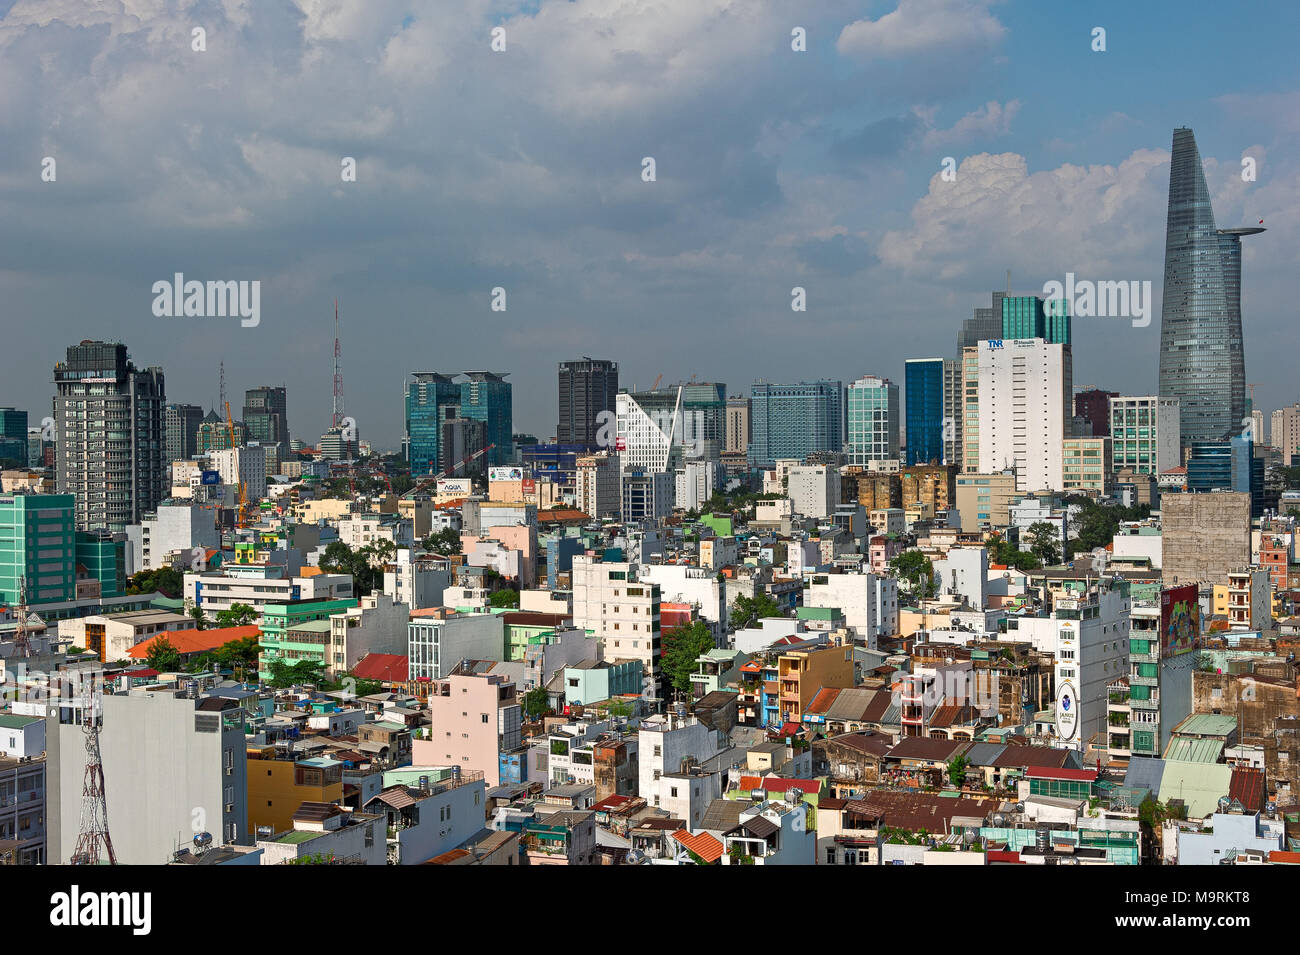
xmin=1162 ymin=737 xmax=1224 ymax=764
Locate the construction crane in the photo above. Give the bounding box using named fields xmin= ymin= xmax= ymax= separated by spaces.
xmin=401 ymin=444 xmax=495 ymax=500
xmin=11 ymin=577 xmax=30 ymax=658
xmin=224 ymin=401 xmax=248 ymax=528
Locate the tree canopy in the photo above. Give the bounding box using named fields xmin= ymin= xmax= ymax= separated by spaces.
xmin=661 ymin=620 xmax=716 ymax=696
xmin=144 ymin=636 xmax=182 ymax=672
xmin=730 ymin=592 xmax=782 ymax=630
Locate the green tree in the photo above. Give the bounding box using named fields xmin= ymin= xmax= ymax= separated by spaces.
xmin=422 ymin=527 xmax=461 ymax=557
xmin=489 ymin=588 xmax=520 ymax=609
xmin=890 ymin=550 xmax=935 ymax=596
xmin=946 ymin=754 xmax=969 ymax=788
xmin=144 ymin=635 xmax=182 ymax=672
xmin=266 ymin=658 xmax=327 ymax=689
xmin=661 ymin=620 xmax=716 ymax=696
xmin=188 ymin=605 xmax=208 ymax=630
xmin=216 ymin=602 xmax=258 ymax=628
xmin=1025 ymin=522 xmax=1061 ymax=566
xmin=127 ymin=566 xmax=184 ymax=598
xmin=522 ymin=687 xmax=550 ymax=720
xmin=215 ymin=635 xmax=260 ymax=681
xmin=730 ymin=592 xmax=782 ymax=630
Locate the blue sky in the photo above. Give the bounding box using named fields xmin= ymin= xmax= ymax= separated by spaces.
xmin=2 ymin=0 xmax=1298 ymax=448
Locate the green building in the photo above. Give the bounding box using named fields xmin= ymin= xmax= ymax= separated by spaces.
xmin=0 ymin=493 xmax=76 ymax=604
xmin=1002 ymin=295 xmax=1070 ymax=345
xmin=75 ymin=531 xmax=126 ymax=599
xmin=258 ymin=597 xmax=358 ymax=679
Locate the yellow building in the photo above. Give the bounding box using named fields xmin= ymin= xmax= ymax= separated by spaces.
xmin=247 ymin=749 xmax=344 ymax=836
xmin=776 ymin=645 xmax=854 ymax=723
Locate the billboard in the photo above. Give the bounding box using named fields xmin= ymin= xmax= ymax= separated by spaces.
xmin=488 ymin=466 xmax=525 ymax=482
xmin=1160 ymin=584 xmax=1200 ymax=657
xmin=1054 ymin=682 xmax=1077 ymax=742
xmin=200 ymin=470 xmax=221 ymax=485
xmin=437 ymin=478 xmax=472 ymax=496
xmin=522 ymin=477 xmax=536 ymax=495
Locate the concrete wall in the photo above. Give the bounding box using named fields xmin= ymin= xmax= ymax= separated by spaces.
xmin=1161 ymin=492 xmax=1251 ymax=587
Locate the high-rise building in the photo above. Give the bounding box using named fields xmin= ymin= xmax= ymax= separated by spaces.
xmin=163 ymin=403 xmax=203 ymax=463
xmin=1186 ymin=435 xmax=1264 ymax=517
xmin=976 ymin=338 xmax=1072 ymax=493
xmin=846 ymin=376 xmax=899 ymax=468
xmin=957 ymin=291 xmax=1005 ymax=355
xmin=1074 ymin=389 xmax=1117 ymax=437
xmin=748 ymin=380 xmax=843 ymax=470
xmin=0 ymin=407 xmax=27 ymax=464
xmin=725 ymin=396 xmax=751 ymax=455
xmin=1061 ymin=437 xmax=1112 ymax=496
xmin=618 ymin=382 xmax=726 ymax=473
xmin=1002 ymin=295 xmax=1071 ymax=345
xmin=405 ymin=372 xmax=461 ymax=477
xmin=941 ymin=359 xmax=962 ymax=467
xmin=1158 ymin=127 xmax=1265 ymax=450
xmin=904 ymin=359 xmax=944 ymax=466
xmin=53 ymin=341 xmax=165 ymax=533
xmin=557 ymin=359 xmax=618 ymax=448
xmin=459 ymin=371 xmax=513 ymax=466
xmin=197 ymin=409 xmax=243 ymax=453
xmin=242 ymin=386 xmax=290 ymax=451
xmin=1108 ymin=396 xmax=1181 ymax=477
xmin=440 ymin=417 xmax=488 ymax=478
xmin=1271 ymin=403 xmax=1300 ymax=465
xmin=961 ymin=346 xmax=980 ymax=472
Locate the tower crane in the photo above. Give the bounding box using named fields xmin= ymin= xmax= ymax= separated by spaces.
xmin=224 ymin=401 xmax=247 ymax=528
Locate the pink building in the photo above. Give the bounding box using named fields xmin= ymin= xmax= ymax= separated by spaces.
xmin=417 ymin=672 xmax=522 ymax=788
xmin=460 ymin=523 xmax=538 ymax=588
xmin=869 ymin=535 xmax=904 ymax=574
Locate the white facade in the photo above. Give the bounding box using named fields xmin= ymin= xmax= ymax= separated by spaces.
xmin=185 ymin=564 xmax=354 ymax=618
xmin=931 ymin=546 xmax=989 ymax=610
xmin=130 ymin=503 xmax=221 ymax=573
xmin=408 ymin=610 xmax=505 ymax=680
xmin=382 ymin=550 xmax=452 ymax=610
xmin=328 ymin=592 xmax=410 ymax=677
xmin=576 ymin=452 xmax=620 ymax=519
xmin=637 ymin=713 xmax=719 ymax=812
xmin=803 ymin=572 xmax=898 ymax=647
xmin=977 ymin=338 xmax=1071 ymax=493
xmin=210 ymin=447 xmax=267 ymax=502
xmin=675 ymin=460 xmax=724 ymax=512
xmin=1109 ymin=395 xmax=1181 ymax=476
xmin=786 ymin=465 xmax=840 ymax=519
xmin=637 ymin=563 xmax=727 ymax=639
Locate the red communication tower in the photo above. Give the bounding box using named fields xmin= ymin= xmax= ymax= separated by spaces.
xmin=71 ymin=690 xmax=117 ymax=866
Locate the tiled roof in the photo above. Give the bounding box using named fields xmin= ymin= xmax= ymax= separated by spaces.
xmin=805 ymin=687 xmax=841 ymax=715
xmin=127 ymin=624 xmax=261 ymax=658
xmin=990 ymin=746 xmax=1073 ymax=770
xmin=351 ymin=653 xmax=410 ymax=682
xmin=887 ymin=737 xmax=970 ymax=762
xmin=671 ymin=830 xmax=723 ymax=863
xmin=738 ymin=776 xmax=820 ymax=795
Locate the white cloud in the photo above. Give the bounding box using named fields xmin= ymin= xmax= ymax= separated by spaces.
xmin=837 ymin=0 xmax=1005 ymax=59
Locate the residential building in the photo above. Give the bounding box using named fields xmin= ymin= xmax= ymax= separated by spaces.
xmin=210 ymin=446 xmax=267 ymax=502
xmin=164 ymin=403 xmax=203 ymax=463
xmin=127 ymin=502 xmax=221 ymax=574
xmin=725 ymin=396 xmax=751 ymax=456
xmin=407 ymin=608 xmax=505 ymax=681
xmin=46 ymin=691 xmax=249 ymax=864
xmin=0 ymin=745 xmax=46 ymax=864
xmin=255 ymin=802 xmax=385 ymax=865
xmin=787 ymin=464 xmax=840 ymax=520
xmin=1271 ymin=403 xmax=1300 ymax=464
xmin=53 ymin=340 xmax=166 ymax=532
xmin=575 ymin=451 xmax=620 ymax=519
xmin=246 ymin=750 xmax=344 ymax=836
xmin=327 ymin=592 xmax=410 ymax=678
xmin=954 ymin=471 xmax=1017 ymax=532
xmin=185 ymin=564 xmax=354 ymax=620
xmin=420 ymin=672 xmax=521 ymax=787
xmin=60 ymin=608 xmax=190 ymax=662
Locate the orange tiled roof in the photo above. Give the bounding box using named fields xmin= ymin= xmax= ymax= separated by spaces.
xmin=671 ymin=830 xmax=723 ymax=863
xmin=127 ymin=625 xmax=260 ymax=658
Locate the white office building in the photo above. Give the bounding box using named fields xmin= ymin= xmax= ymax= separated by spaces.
xmin=977 ymin=338 xmax=1071 ymax=493
xmin=846 ymin=376 xmax=900 ymax=467
xmin=1109 ymin=396 xmax=1180 ymax=476
xmin=210 ymin=447 xmax=267 ymax=502
xmin=786 ymin=464 xmax=841 ymax=519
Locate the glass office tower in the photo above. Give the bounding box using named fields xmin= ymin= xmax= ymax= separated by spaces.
xmin=904 ymin=359 xmax=944 ymax=466
xmin=1158 ymin=127 xmax=1265 ymax=448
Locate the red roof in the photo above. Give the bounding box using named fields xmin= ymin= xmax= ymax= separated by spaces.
xmin=987 ymin=849 xmax=1023 ymax=864
xmin=738 ymin=776 xmax=820 ymax=795
xmin=1229 ymin=767 xmax=1266 ymax=812
xmin=350 ymin=653 xmax=410 ymax=682
xmin=805 ymin=687 xmax=841 ymax=715
xmin=672 ymin=830 xmax=723 ymax=863
xmin=592 ymin=794 xmax=635 ymax=813
xmin=775 ymin=722 xmax=802 ymax=738
xmin=1269 ymin=850 xmax=1300 ymax=865
xmin=127 ymin=624 xmax=260 ymax=659
xmin=1024 ymin=767 xmax=1098 ymax=782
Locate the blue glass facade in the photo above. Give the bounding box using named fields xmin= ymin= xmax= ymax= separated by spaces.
xmin=459 ymin=373 xmax=514 ymax=466
xmin=405 ymin=373 xmax=460 ymax=476
xmin=1186 ymin=435 xmax=1264 ymax=516
xmin=1159 ymin=127 xmax=1264 ymax=448
xmin=748 ymin=380 xmax=844 ymax=470
xmin=904 ymin=359 xmax=944 ymax=465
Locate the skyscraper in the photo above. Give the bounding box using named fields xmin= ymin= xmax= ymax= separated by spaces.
xmin=54 ymin=340 xmax=166 ymax=532
xmin=164 ymin=403 xmax=203 ymax=462
xmin=1158 ymin=127 xmax=1265 ymax=449
xmin=748 ymin=380 xmax=844 ymax=470
xmin=1003 ymin=295 xmax=1070 ymax=345
xmin=459 ymin=371 xmax=513 ymax=466
xmin=242 ymin=386 xmax=290 ymax=451
xmin=405 ymin=373 xmax=460 ymax=476
xmin=957 ymin=291 xmax=1005 ymax=355
xmin=977 ymin=338 xmax=1072 ymax=493
xmin=557 ymin=359 xmax=618 ymax=448
xmin=846 ymin=376 xmax=899 ymax=467
xmin=904 ymin=359 xmax=945 ymax=466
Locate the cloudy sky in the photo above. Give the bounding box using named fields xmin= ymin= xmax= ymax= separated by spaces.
xmin=3 ymin=0 xmax=1298 ymax=450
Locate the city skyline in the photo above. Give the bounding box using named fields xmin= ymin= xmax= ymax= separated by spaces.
xmin=2 ymin=2 xmax=1298 ymax=446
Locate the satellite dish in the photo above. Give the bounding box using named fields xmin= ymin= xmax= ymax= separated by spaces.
xmin=625 ymin=848 xmax=645 ymax=865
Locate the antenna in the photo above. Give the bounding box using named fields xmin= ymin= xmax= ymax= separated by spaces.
xmin=13 ymin=576 xmax=30 ymax=658
xmin=72 ymin=686 xmax=117 ymax=865
xmin=332 ymin=299 xmax=345 ymax=429
xmin=218 ymin=360 xmax=226 ymax=417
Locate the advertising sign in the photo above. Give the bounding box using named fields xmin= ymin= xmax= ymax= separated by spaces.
xmin=200 ymin=470 xmax=221 ymax=485
xmin=488 ymin=466 xmax=524 ymax=482
xmin=1160 ymin=583 xmax=1201 ymax=657
xmin=522 ymin=477 xmax=536 ymax=495
xmin=437 ymin=478 xmax=472 ymax=496
xmin=1055 ymin=682 xmax=1078 ymax=742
